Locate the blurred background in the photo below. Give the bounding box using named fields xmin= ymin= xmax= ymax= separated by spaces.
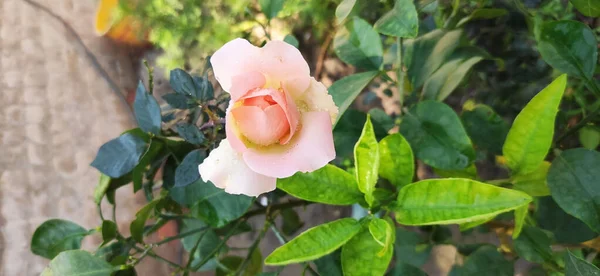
xmin=0 ymin=0 xmax=596 ymax=275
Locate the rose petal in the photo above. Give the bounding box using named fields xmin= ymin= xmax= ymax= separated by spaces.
xmin=198 ymin=139 xmax=276 ymax=196
xmin=261 ymin=41 xmax=310 ymax=93
xmin=226 ymin=103 xmax=248 ymax=152
xmin=243 ymin=111 xmax=336 ymax=178
xmin=298 ymin=78 xmax=339 ymax=124
xmin=231 ymin=105 xmax=290 ymax=146
xmin=230 ymin=71 xmax=266 ymax=102
xmin=211 ymin=38 xmax=260 ymax=91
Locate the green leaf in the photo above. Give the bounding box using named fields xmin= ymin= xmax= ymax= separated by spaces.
xmin=281 ymin=208 xmax=304 ymax=236
xmin=175 ymin=150 xmax=205 ymax=187
xmin=459 ymin=216 xmax=495 ymax=231
xmin=265 ymin=218 xmax=361 ymax=265
xmin=395 ymin=178 xmax=532 ymax=225
xmin=176 ymin=123 xmax=205 ymax=146
xmin=91 ymin=133 xmax=147 ymax=178
xmin=538 ymin=21 xmax=597 ymax=79
xmin=277 ymin=164 xmax=363 ymax=205
xmin=579 ymin=125 xmax=600 ymax=149
xmin=394 ymin=228 xmax=431 ymax=267
xmin=217 ymin=250 xmax=263 ymax=276
xmin=400 ymin=101 xmax=475 ymax=170
xmin=330 ymin=71 xmax=378 ymax=125
xmin=374 ymin=0 xmax=418 ymax=38
xmin=369 ymin=108 xmax=395 ymax=131
xmin=334 ymin=109 xmax=388 ymax=158
xmin=170 ymin=69 xmax=196 ymax=96
xmin=390 ymin=263 xmax=427 ymax=276
xmin=537 ymin=196 xmax=598 ymax=243
xmin=547 ymin=148 xmax=600 ymax=232
xmin=405 ymin=29 xmax=462 ymax=89
xmin=456 ymin=8 xmax=508 ymax=27
xmin=434 ymin=164 xmax=478 ymax=180
xmin=130 ymin=199 xmax=161 ymax=243
xmin=162 ymin=93 xmax=191 ymax=109
xmin=132 ymin=139 xmax=166 ymax=192
xmin=566 ymin=251 xmax=600 ymax=276
xmin=513 ymin=204 xmax=528 ymax=239
xmin=190 ymin=183 xmax=254 ymax=227
xmin=449 ymin=246 xmax=513 ymax=276
xmin=341 ymin=221 xmax=394 ymax=276
xmin=378 ymin=133 xmax=414 ymax=188
xmin=513 ymin=226 xmax=553 ymax=264
xmin=502 ymin=74 xmax=567 ymax=175
xmin=133 ymin=81 xmax=162 ymax=135
xmin=511 ymin=161 xmax=551 ymax=197
xmin=101 ymin=220 xmax=118 ymax=246
xmin=335 ymin=0 xmax=357 ymax=23
xmin=181 ymin=219 xmax=222 ymax=271
xmin=422 ymin=47 xmax=484 ymax=101
xmin=570 ymin=0 xmax=600 ymax=17
xmin=333 ymin=17 xmax=383 ymax=70
xmin=94 ymin=174 xmax=111 ymax=204
xmin=31 ymin=219 xmax=90 ymax=259
xmin=354 ymin=115 xmax=379 ymax=206
xmin=368 ymin=218 xmax=395 ymax=256
xmin=259 ymin=0 xmax=284 ymax=20
xmin=41 ymin=250 xmax=116 ymax=276
xmin=192 ymin=76 xmax=214 ymax=102
xmin=283 ymin=34 xmax=299 ymax=48
xmin=315 ymin=251 xmax=343 ymax=276
xmin=461 ymin=104 xmax=509 ymax=155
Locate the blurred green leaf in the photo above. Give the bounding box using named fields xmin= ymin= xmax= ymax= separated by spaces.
xmin=91 ymin=133 xmax=147 ymax=178
xmin=374 ymin=0 xmax=418 ymax=38
xmin=513 ymin=204 xmax=528 ymax=239
xmin=170 ymin=69 xmax=196 ymax=96
xmin=570 ymin=0 xmax=600 ymax=17
xmin=449 ymin=246 xmax=513 ymax=276
xmin=175 ymin=150 xmax=205 ymax=187
xmin=511 ymin=161 xmax=551 ymax=197
xmin=41 ymin=250 xmax=115 ymax=276
xmin=368 ymin=108 xmax=395 ymax=131
xmin=281 ymin=209 xmax=304 ymax=236
xmin=217 ymin=250 xmax=262 ymax=276
xmin=283 ymin=34 xmax=299 ymax=48
xmin=134 ymin=81 xmax=162 ymax=135
xmin=461 ymin=104 xmax=508 ymax=155
xmin=330 ymin=71 xmax=378 ymax=125
xmin=400 ymin=101 xmax=475 ymax=170
xmin=390 ymin=263 xmax=427 ymax=276
xmin=378 ymin=133 xmax=414 ymax=187
xmin=456 ymin=8 xmax=508 ymax=27
xmin=94 ymin=174 xmax=111 ymax=204
xmin=335 ymin=0 xmax=357 ymax=23
xmin=536 ymin=196 xmax=598 ymax=243
xmin=277 ymin=165 xmax=363 ymax=205
xmin=538 ymin=21 xmax=597 ymax=79
xmin=101 ymin=220 xmax=118 ymax=246
xmin=434 ymin=164 xmax=478 ymax=180
xmin=162 ymin=93 xmax=192 ymax=109
xmin=334 ymin=17 xmax=383 ymax=70
xmin=190 ymin=184 xmax=254 ymax=227
xmin=395 ymin=178 xmax=532 ymax=225
xmin=547 ymin=148 xmax=600 ymax=232
xmin=265 ymin=218 xmax=361 ymax=265
xmin=503 ymin=74 xmax=567 ymax=175
xmin=513 ymin=226 xmax=553 ymax=264
xmin=354 ymin=115 xmax=379 ymax=206
xmin=130 ymin=199 xmax=161 ymax=243
xmin=132 ymin=139 xmax=166 ymax=192
xmin=192 ymin=76 xmax=214 ymax=102
xmin=341 ymin=220 xmax=394 ymax=276
xmin=395 ymin=228 xmax=431 ymax=267
xmin=181 ymin=219 xmax=222 ymax=271
xmin=565 ymin=251 xmax=600 ymax=276
xmin=579 ymin=125 xmax=600 ymax=149
xmin=315 ymin=251 xmax=343 ymax=276
xmin=405 ymin=29 xmax=462 ymax=89
xmin=259 ymin=0 xmax=285 ymax=20
xmin=31 ymin=219 xmax=89 ymax=259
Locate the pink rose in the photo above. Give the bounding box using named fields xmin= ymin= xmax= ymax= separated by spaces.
xmin=198 ymin=39 xmax=339 ymax=196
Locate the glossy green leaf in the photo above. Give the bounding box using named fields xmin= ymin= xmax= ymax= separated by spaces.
xmin=422 ymin=47 xmax=484 ymax=101
xmin=335 ymin=0 xmax=357 ymax=23
xmin=41 ymin=250 xmax=116 ymax=276
xmin=538 ymin=21 xmax=597 ymax=79
xmin=354 ymin=115 xmax=379 ymax=206
xmin=101 ymin=220 xmax=118 ymax=245
xmin=449 ymin=246 xmax=513 ymax=276
xmin=570 ymin=0 xmax=600 ymax=17
xmin=176 ymin=123 xmax=205 ymax=145
xmin=277 ymin=164 xmax=363 ymax=205
xmin=283 ymin=34 xmax=299 ymax=48
xmin=265 ymin=218 xmax=361 ymax=265
xmin=513 ymin=226 xmax=553 ymax=264
xmin=334 ymin=17 xmax=383 ymax=70
xmin=192 ymin=76 xmax=214 ymax=102
xmin=395 ymin=178 xmax=532 ymax=225
xmin=94 ymin=174 xmax=111 ymax=204
xmin=175 ymin=150 xmax=205 ymax=187
xmin=547 ymin=148 xmax=600 ymax=232
xmin=434 ymin=164 xmax=478 ymax=180
xmin=190 ymin=183 xmax=254 ymax=227
xmin=511 ymin=161 xmax=551 ymax=197
xmin=378 ymin=133 xmax=414 ymax=187
xmin=566 ymin=251 xmax=600 ymax=276
xmin=459 ymin=215 xmax=495 ymax=231
xmin=395 ymin=228 xmax=431 ymax=267
xmin=334 ymin=109 xmax=388 ymax=158
xmin=330 ymin=71 xmax=378 ymax=125
xmin=405 ymin=29 xmax=462 ymax=89
xmin=368 ymin=218 xmax=395 ymax=256
xmin=31 ymin=219 xmax=90 ymax=259
xmin=341 ymin=221 xmax=394 ymax=276
xmin=513 ymin=204 xmax=528 ymax=239
xmin=536 ymin=196 xmax=598 ymax=243
xmin=461 ymin=104 xmax=509 ymax=155
xmin=170 ymin=69 xmax=196 ymax=96
xmin=456 ymin=8 xmax=508 ymax=27
xmin=400 ymin=101 xmax=475 ymax=170
xmin=162 ymin=93 xmax=191 ymax=109
xmin=503 ymin=74 xmax=567 ymax=175
xmin=315 ymin=251 xmax=343 ymax=276
xmin=259 ymin=0 xmax=284 ymax=19
xmin=132 ymin=139 xmax=166 ymax=192
xmin=130 ymin=199 xmax=161 ymax=243
xmin=133 ymin=81 xmax=162 ymax=135
xmin=374 ymin=0 xmax=418 ymax=38
xmin=579 ymin=125 xmax=600 ymax=149
xmin=91 ymin=133 xmax=147 ymax=178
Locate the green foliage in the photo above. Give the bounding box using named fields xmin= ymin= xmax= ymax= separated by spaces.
xmin=374 ymin=0 xmax=418 ymax=38
xmin=378 ymin=133 xmax=414 ymax=187
xmin=174 ymin=150 xmax=205 ymax=187
xmin=536 ymin=196 xmax=598 ymax=244
xmin=190 ymin=184 xmax=254 ymax=227
xmin=334 ymin=17 xmax=383 ymax=70
xmin=91 ymin=133 xmax=147 ymax=178
xmin=341 ymin=219 xmax=394 ymax=276
xmin=41 ymin=250 xmax=116 ymax=276
xmin=259 ymin=0 xmax=285 ymax=20
xmin=513 ymin=226 xmax=554 ymax=264
xmin=565 ymin=251 xmax=600 ymax=276
xmin=31 ymin=219 xmax=90 ymax=259
xmin=461 ymin=104 xmax=508 ymax=155
xmin=570 ymin=0 xmax=600 ymax=17
xmin=449 ymin=246 xmax=514 ymax=276
xmin=134 ymin=81 xmax=162 ymax=135
xmin=422 ymin=48 xmax=484 ymax=101
xmin=330 ymin=71 xmax=378 ymax=125
xmin=354 ymin=115 xmax=379 ymax=206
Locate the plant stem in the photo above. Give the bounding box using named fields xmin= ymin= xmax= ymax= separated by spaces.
xmin=191 ymin=219 xmax=246 ymax=271
xmin=97 ymin=203 xmax=105 ymax=221
xmin=556 ymin=106 xmax=600 ymax=145
xmin=132 ymin=245 xmax=184 ymax=269
xmin=235 ymin=220 xmax=271 ymax=275
xmin=155 ymin=226 xmax=209 ymax=246
xmin=144 ymin=59 xmax=154 ymax=95
xmin=183 ymin=230 xmax=208 ymax=276
xmin=396 ymin=37 xmax=405 ymax=115
xmin=243 ymin=200 xmax=313 ymax=219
